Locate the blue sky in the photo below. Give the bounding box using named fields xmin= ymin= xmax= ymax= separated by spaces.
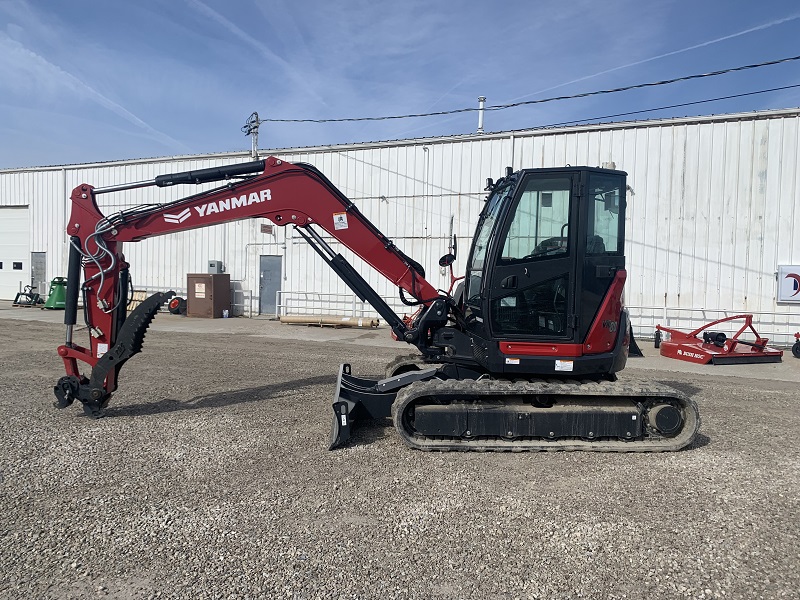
xmin=1 ymin=0 xmax=799 ymax=169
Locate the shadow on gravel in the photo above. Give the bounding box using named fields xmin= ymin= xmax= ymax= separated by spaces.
xmin=344 ymin=417 xmax=393 ymax=447
xmin=105 ymin=374 xmax=337 ymax=417
xmin=689 ymin=432 xmax=711 ymax=449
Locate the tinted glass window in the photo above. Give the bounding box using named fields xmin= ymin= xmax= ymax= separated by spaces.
xmin=586 ymin=174 xmax=623 ymax=255
xmin=491 ymin=274 xmax=569 ymax=336
xmin=465 ymin=186 xmax=507 ymax=306
xmin=498 ymin=176 xmax=571 ymax=262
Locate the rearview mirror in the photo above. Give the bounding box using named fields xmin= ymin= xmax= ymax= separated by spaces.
xmin=604 ymin=194 xmax=618 ymax=214
xmin=438 ymin=253 xmax=456 ymax=267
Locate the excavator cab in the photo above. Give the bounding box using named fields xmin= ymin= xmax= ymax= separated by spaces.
xmin=462 ymin=167 xmax=628 ymax=377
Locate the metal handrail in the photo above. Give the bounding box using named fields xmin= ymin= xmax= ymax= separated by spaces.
xmin=276 ymin=291 xmax=381 ymax=318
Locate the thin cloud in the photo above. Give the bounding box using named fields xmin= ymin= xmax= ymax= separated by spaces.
xmin=509 ymin=13 xmax=800 ymax=102
xmin=183 ymin=0 xmax=328 ymax=107
xmin=0 ymin=33 xmax=188 ymax=153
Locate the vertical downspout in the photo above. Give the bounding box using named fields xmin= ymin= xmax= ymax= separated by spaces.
xmin=61 ymin=168 xmax=68 ymax=282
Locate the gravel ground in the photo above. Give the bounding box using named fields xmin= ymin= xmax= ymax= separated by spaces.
xmin=0 ymin=317 xmax=798 ymax=599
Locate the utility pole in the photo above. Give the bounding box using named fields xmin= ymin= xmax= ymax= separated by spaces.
xmin=241 ymin=112 xmax=263 ymax=158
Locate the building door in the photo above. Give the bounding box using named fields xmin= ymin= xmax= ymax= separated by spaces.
xmin=259 ymin=255 xmax=282 ymax=315
xmin=0 ymin=206 xmax=30 ymax=299
xmin=31 ymin=252 xmax=47 ymax=294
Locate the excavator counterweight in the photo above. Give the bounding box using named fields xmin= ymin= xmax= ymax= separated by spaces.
xmin=54 ymin=157 xmax=700 ymax=451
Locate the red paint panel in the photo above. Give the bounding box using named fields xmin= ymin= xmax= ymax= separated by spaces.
xmin=499 ymin=342 xmax=584 ymax=356
xmin=658 ymin=342 xmax=712 ymax=364
xmin=583 ymin=270 xmax=626 ymax=355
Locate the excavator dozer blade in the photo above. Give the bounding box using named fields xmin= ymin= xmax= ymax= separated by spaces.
xmin=329 ymin=364 xmax=395 ymax=449
xmin=329 ymin=363 xmax=440 ymax=449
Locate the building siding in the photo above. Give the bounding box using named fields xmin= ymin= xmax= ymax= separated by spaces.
xmin=1 ymin=109 xmax=798 ymax=344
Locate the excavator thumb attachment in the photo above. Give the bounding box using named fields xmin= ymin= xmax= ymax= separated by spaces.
xmin=329 ymin=363 xmax=439 ymax=449
xmin=54 ymin=291 xmax=175 ymax=417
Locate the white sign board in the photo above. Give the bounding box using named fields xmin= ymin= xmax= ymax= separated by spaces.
xmin=777 ymin=265 xmax=800 ymax=303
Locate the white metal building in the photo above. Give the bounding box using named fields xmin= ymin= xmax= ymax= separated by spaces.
xmin=1 ymin=108 xmax=799 ymax=345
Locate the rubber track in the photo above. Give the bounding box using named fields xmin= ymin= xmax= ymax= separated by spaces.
xmin=391 ymin=378 xmax=701 ymax=453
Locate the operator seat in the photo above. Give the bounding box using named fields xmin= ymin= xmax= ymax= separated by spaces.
xmin=586 ymin=235 xmax=606 ymax=254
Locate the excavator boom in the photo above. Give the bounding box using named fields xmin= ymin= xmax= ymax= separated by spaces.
xmin=55 ymin=157 xmax=443 ymax=415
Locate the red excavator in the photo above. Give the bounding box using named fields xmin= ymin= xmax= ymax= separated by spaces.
xmin=53 ymin=157 xmax=700 ymax=451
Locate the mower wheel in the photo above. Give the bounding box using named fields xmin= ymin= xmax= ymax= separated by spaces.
xmin=792 ymin=341 xmax=800 ymax=359
xmin=168 ymin=297 xmax=187 ymax=315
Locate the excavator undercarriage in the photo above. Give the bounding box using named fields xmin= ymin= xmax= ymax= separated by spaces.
xmin=332 ymin=363 xmax=699 ymax=452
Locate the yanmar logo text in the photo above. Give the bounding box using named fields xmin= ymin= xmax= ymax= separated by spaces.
xmin=163 ymin=189 xmax=272 ymax=224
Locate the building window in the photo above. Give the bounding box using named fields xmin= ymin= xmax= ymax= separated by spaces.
xmin=0 ymin=262 xmax=3 ymax=269
xmin=13 ymin=262 xmax=22 ymax=270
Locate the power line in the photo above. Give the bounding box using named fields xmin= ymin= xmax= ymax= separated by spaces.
xmin=539 ymin=83 xmax=800 ymax=128
xmin=261 ymin=54 xmax=800 ymax=124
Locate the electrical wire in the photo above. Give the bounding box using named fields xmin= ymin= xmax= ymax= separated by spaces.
xmin=257 ymin=55 xmax=800 ymax=123
xmin=538 ymin=83 xmax=800 ymax=129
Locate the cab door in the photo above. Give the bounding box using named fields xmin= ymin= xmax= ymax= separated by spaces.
xmin=486 ymin=171 xmax=580 ymax=342
xmin=577 ymin=171 xmax=626 ymax=340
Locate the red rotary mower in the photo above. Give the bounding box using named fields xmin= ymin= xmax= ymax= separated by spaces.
xmin=656 ymin=314 xmax=783 ymax=365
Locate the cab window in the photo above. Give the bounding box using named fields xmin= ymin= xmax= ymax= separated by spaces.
xmin=586 ymin=174 xmax=623 ymax=255
xmin=465 ymin=185 xmax=507 ymax=307
xmin=498 ymin=176 xmax=571 ymax=262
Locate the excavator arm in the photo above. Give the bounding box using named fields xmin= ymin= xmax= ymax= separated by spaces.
xmin=54 ymin=157 xmax=448 ymax=418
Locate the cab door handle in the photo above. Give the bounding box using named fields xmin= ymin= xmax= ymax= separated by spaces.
xmin=595 ymin=266 xmax=617 ymax=278
xmin=500 ymin=275 xmax=517 ymax=289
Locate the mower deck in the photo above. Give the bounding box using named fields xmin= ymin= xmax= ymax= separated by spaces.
xmin=657 ymin=314 xmax=783 ymax=365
